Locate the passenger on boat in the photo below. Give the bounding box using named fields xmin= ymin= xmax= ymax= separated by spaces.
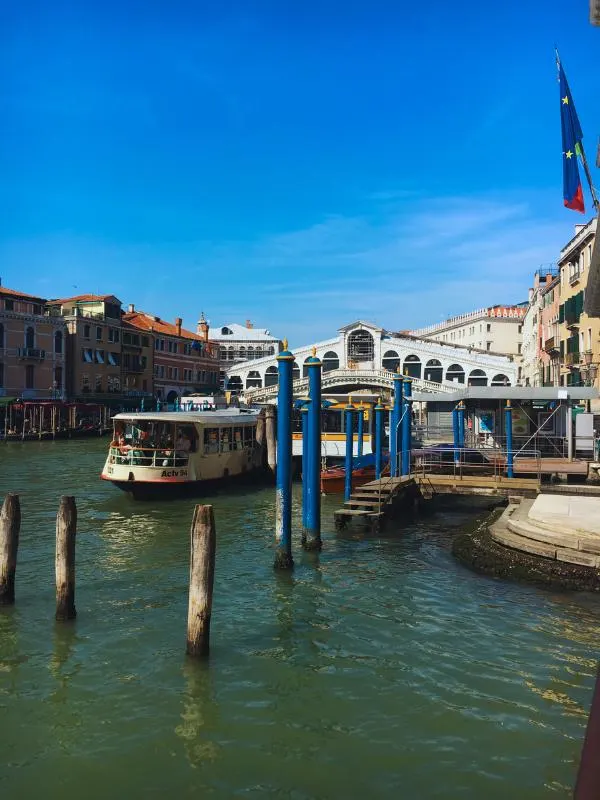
xmin=175 ymin=433 xmax=191 ymax=461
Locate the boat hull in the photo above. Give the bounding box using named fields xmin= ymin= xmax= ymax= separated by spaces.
xmin=320 ymin=466 xmax=376 ymax=495
xmin=103 ymin=466 xmax=268 ymax=500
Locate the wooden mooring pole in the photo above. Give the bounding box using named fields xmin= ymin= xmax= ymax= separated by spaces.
xmin=265 ymin=405 xmax=277 ymax=476
xmin=0 ymin=494 xmax=21 ymax=605
xmin=55 ymin=496 xmax=77 ymax=621
xmin=186 ymin=504 xmax=216 ymax=657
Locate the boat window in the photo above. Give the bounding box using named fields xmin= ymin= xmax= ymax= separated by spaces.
xmin=243 ymin=425 xmax=255 ymax=446
xmin=233 ymin=426 xmax=244 ymax=450
xmin=204 ymin=427 xmax=219 ymax=454
xmin=220 ymin=427 xmax=232 ymax=452
xmin=175 ymin=425 xmax=197 ymax=453
xmin=322 ymin=410 xmax=342 ymax=433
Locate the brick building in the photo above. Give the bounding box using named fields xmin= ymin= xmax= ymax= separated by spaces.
xmin=0 ymin=285 xmax=67 ymax=401
xmin=46 ymin=294 xmax=123 ymax=402
xmin=122 ymin=307 xmax=219 ymax=403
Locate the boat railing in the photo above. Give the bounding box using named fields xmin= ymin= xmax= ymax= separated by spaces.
xmin=108 ymin=446 xmax=189 ymax=468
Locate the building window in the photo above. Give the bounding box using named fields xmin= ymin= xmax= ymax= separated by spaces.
xmin=4 ymin=299 xmax=14 ymax=311
xmin=54 ymin=366 xmax=62 ymax=389
xmin=95 ymin=375 xmax=102 ymax=392
xmin=54 ymin=330 xmax=63 ymax=354
xmin=96 ymin=326 xmax=102 ymax=341
xmin=486 ymin=323 xmax=491 ymax=332
xmin=167 ymin=367 xmax=173 ymax=379
xmin=25 ymin=326 xmax=35 ymax=349
xmin=517 ymin=343 xmax=522 ymax=355
xmin=32 ymin=304 xmax=42 ymax=315
xmin=83 ymin=324 xmax=90 ymax=339
xmin=25 ymin=364 xmax=34 ymax=389
xmin=95 ymin=350 xmax=105 ymax=364
xmin=82 ymin=374 xmax=90 ymax=393
xmin=173 ymin=368 xmax=178 ymax=380
xmin=82 ymin=348 xmax=93 ymax=363
xmin=108 ymin=328 xmax=120 ymax=343
xmin=221 ymin=326 xmax=233 ymax=335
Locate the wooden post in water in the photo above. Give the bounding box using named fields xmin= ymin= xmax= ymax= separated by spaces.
xmin=265 ymin=405 xmax=277 ymax=475
xmin=0 ymin=494 xmax=21 ymax=605
xmin=255 ymin=408 xmax=266 ymax=468
xmin=55 ymin=496 xmax=77 ymax=621
xmin=186 ymin=504 xmax=216 ymax=657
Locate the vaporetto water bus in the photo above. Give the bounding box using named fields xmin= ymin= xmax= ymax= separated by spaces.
xmin=101 ymin=408 xmax=264 ymax=499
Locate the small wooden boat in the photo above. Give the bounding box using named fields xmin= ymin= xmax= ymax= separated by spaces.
xmin=320 ymin=453 xmax=387 ymax=495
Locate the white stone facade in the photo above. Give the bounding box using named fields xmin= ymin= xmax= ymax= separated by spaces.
xmin=409 ymin=306 xmax=526 ymax=356
xmin=224 ymin=320 xmax=518 ymax=394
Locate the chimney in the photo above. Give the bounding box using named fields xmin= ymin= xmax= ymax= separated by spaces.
xmin=128 ymin=303 xmax=135 ymax=313
xmin=246 ymin=319 xmax=253 ymax=329
xmin=175 ymin=317 xmax=182 ymax=336
xmin=197 ymin=312 xmax=209 ymax=342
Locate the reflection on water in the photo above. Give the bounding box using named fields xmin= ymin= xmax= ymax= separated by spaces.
xmin=0 ymin=438 xmax=598 ymax=798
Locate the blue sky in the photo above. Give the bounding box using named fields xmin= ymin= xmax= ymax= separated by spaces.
xmin=0 ymin=0 xmax=599 ymax=344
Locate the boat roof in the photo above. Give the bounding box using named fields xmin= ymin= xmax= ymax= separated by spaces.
xmin=113 ymin=409 xmax=260 ymax=426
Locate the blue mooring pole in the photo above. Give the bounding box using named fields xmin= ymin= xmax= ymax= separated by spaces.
xmin=374 ymin=398 xmax=384 ymax=480
xmin=452 ymin=405 xmax=460 ymax=468
xmin=301 ymin=404 xmax=309 ymax=531
xmin=505 ymin=400 xmax=514 ymax=478
xmin=274 ymin=340 xmax=295 ymax=570
xmin=458 ymin=401 xmax=465 ymax=447
xmin=401 ymin=377 xmax=412 ymax=476
xmin=390 ymin=371 xmax=402 ymax=477
xmin=357 ymin=406 xmax=364 ymax=458
xmin=344 ymin=403 xmax=354 ymax=502
xmin=304 ymin=350 xmax=322 ymax=550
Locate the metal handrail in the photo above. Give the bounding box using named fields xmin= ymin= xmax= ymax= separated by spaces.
xmin=412 ymin=446 xmax=542 ymax=482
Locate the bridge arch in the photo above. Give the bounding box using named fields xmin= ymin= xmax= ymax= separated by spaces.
xmin=382 ymin=349 xmax=400 ymax=372
xmin=446 ymin=363 xmax=465 ymax=383
xmin=491 ymin=373 xmax=511 ymax=386
xmin=403 ymin=354 xmax=421 ymax=379
xmin=468 ymin=368 xmax=488 ymax=386
xmin=228 ymin=375 xmax=243 ymax=393
xmin=424 ymin=358 xmax=443 ymax=382
xmin=322 ymin=351 xmax=339 ymax=372
xmin=347 ymin=329 xmax=374 ymax=363
xmin=265 ymin=366 xmax=278 ymax=387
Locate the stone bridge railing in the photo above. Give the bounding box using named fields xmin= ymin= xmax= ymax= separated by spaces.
xmin=242 ymin=367 xmax=458 ymax=403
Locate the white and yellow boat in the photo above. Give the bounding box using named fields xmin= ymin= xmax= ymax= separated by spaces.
xmin=101 ymin=408 xmax=264 ymax=499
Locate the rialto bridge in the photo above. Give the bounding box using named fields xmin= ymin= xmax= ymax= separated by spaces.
xmin=224 ymin=320 xmax=518 ymax=403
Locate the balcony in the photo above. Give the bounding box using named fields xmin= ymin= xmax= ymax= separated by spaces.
xmin=569 ymin=269 xmax=581 ymax=286
xmin=17 ymin=347 xmax=46 ymax=360
xmin=543 ymin=336 xmax=558 ymax=353
xmin=565 ymin=352 xmax=581 ymax=367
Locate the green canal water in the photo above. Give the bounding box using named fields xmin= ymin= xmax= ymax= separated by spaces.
xmin=0 ymin=439 xmax=599 ymax=798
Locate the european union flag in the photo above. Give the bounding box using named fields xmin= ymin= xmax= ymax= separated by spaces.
xmin=559 ymin=61 xmax=585 ymax=213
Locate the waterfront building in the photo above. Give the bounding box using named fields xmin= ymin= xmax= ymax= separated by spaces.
xmin=210 ymin=320 xmax=281 ymax=388
xmin=521 ymin=271 xmax=558 ymax=387
xmin=46 ymin=294 xmax=124 ymax=403
xmin=409 ymin=305 xmax=527 ymax=377
xmin=0 ymin=285 xmax=67 ymax=401
xmin=556 ymin=218 xmax=599 ymax=390
xmin=225 ymin=320 xmax=518 ymax=401
xmin=123 ymin=306 xmax=219 ymax=404
xmin=121 ymin=317 xmax=154 ymax=402
xmin=538 ymin=275 xmax=561 ymax=387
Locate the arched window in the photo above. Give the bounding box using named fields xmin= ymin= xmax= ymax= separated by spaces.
xmin=322 ymin=351 xmax=339 ymax=372
xmin=0 ymin=323 xmax=3 ymax=348
xmin=219 ymin=347 xmax=227 ymax=360
xmin=221 ymin=326 xmax=233 ymax=335
xmin=347 ymin=329 xmax=374 ymax=362
xmin=239 ymin=346 xmax=246 ymax=360
xmin=292 ymin=363 xmax=300 ymax=380
xmin=246 ymin=370 xmax=262 ymax=389
xmin=267 ymin=346 xmax=275 ymax=356
xmin=227 ymin=375 xmax=243 ymax=393
xmin=255 ymin=347 xmax=263 ymax=359
xmin=491 ymin=373 xmax=511 ymax=386
xmin=265 ymin=366 xmax=278 ymax=387
xmin=424 ymin=358 xmax=443 ymax=383
xmin=382 ymin=350 xmax=400 ymax=372
xmin=403 ymin=354 xmax=421 ymax=379
xmin=446 ymin=363 xmax=465 ymax=384
xmin=54 ymin=330 xmax=63 ymax=354
xmin=247 ymin=345 xmax=254 ymax=360
xmin=227 ymin=346 xmax=235 ymax=360
xmin=468 ymin=369 xmax=488 ymax=387
xmin=25 ymin=326 xmax=34 ymax=349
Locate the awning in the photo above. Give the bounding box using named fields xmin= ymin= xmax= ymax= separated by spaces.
xmin=0 ymin=397 xmax=17 ymax=406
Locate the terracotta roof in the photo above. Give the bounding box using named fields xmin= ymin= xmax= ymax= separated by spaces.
xmin=0 ymin=286 xmax=46 ymax=301
xmin=122 ymin=310 xmax=202 ymax=341
xmin=46 ymin=293 xmax=120 ymax=305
